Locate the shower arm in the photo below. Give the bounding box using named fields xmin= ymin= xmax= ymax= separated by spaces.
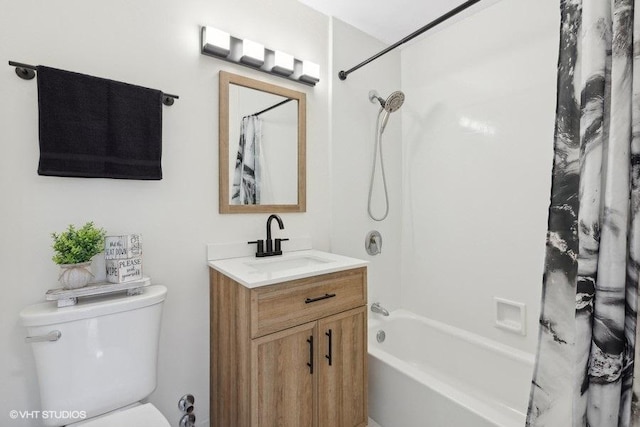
xmin=338 ymin=0 xmax=482 ymax=81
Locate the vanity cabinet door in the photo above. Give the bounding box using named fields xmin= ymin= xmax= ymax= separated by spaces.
xmin=317 ymin=306 xmax=368 ymax=427
xmin=252 ymin=321 xmax=317 ymax=427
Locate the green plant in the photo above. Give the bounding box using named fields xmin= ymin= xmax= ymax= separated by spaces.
xmin=51 ymin=222 xmax=107 ymax=265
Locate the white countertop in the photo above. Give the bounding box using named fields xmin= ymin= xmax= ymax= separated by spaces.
xmin=207 ymin=249 xmax=368 ymax=288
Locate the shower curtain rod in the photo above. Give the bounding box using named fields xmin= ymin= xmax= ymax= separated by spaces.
xmin=338 ymin=0 xmax=482 ymax=81
xmin=247 ymin=98 xmax=293 ymax=118
xmin=8 ymin=60 xmax=180 ymax=106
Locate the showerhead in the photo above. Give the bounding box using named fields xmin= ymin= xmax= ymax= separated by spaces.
xmin=383 ymin=91 xmax=405 ymax=112
xmin=369 ymin=89 xmax=405 ymax=113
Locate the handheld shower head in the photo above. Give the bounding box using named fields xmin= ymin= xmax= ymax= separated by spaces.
xmin=367 ymin=89 xmax=405 ymax=221
xmin=384 ymin=91 xmax=405 ymax=112
xmin=369 ymin=90 xmax=405 ymax=113
xmin=369 ymin=90 xmax=404 ymax=134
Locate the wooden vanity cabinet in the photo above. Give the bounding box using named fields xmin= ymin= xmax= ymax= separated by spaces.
xmin=317 ymin=307 xmax=368 ymax=427
xmin=210 ymin=266 xmax=368 ymax=427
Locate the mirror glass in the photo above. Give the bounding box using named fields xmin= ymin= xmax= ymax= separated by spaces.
xmin=219 ymin=71 xmax=306 ymax=213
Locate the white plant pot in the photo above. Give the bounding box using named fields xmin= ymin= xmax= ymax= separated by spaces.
xmin=58 ymin=262 xmax=94 ymax=289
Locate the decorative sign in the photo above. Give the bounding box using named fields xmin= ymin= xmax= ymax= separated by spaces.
xmin=105 ymin=234 xmax=142 ymax=259
xmin=105 ymin=234 xmax=143 ymax=283
xmin=106 ymin=256 xmax=143 ymax=283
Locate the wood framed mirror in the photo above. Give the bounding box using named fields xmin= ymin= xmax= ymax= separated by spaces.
xmin=219 ymin=71 xmax=306 ymax=213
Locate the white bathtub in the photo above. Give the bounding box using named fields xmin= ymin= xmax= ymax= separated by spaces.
xmin=368 ymin=309 xmax=534 ymax=427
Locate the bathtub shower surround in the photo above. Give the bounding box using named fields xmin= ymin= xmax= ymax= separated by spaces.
xmin=527 ymin=1 xmax=640 ymax=426
xmin=369 ymin=310 xmax=534 ymax=427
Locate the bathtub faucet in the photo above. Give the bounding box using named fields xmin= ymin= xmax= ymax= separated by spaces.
xmin=371 ymin=302 xmax=389 ymax=316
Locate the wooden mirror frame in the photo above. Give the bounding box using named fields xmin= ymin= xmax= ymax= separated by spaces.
xmin=219 ymin=71 xmax=307 ymax=214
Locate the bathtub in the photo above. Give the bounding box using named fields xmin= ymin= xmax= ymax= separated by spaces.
xmin=368 ymin=309 xmax=535 ymax=427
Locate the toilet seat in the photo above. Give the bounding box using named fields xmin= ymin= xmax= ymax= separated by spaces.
xmin=70 ymin=403 xmax=170 ymax=427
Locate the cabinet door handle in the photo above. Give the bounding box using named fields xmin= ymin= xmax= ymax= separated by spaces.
xmin=306 ymin=335 xmax=314 ymax=374
xmin=304 ymin=293 xmax=336 ymax=304
xmin=325 ymin=329 xmax=333 ymax=366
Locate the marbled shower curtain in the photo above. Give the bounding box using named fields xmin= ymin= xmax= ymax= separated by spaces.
xmin=527 ymin=0 xmax=640 ymax=426
xmin=231 ymin=115 xmax=262 ymax=204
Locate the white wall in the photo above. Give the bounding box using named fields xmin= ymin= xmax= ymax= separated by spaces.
xmin=400 ymin=0 xmax=558 ymax=353
xmin=0 ymin=0 xmax=329 ymax=425
xmin=330 ymin=18 xmax=402 ymax=311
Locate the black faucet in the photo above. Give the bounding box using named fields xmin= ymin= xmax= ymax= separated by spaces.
xmin=248 ymin=214 xmax=289 ymax=257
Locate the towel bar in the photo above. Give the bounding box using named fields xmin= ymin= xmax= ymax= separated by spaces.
xmin=8 ymin=60 xmax=179 ymax=106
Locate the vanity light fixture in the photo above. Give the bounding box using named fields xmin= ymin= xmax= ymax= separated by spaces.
xmin=202 ymin=26 xmax=231 ymax=58
xmin=240 ymin=39 xmax=265 ymax=68
xmin=200 ymin=25 xmax=319 ymax=87
xmin=299 ymin=60 xmax=320 ymax=85
xmin=272 ymin=51 xmax=294 ymax=76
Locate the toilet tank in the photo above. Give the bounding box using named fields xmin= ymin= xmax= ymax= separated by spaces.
xmin=20 ymin=285 xmax=167 ymax=427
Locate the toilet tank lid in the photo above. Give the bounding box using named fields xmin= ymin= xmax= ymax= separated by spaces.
xmin=20 ymin=285 xmax=167 ymax=327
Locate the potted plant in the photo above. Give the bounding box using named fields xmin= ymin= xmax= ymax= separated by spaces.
xmin=51 ymin=222 xmax=106 ymax=289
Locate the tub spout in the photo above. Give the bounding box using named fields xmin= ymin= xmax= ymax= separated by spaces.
xmin=371 ymin=302 xmax=389 ymax=316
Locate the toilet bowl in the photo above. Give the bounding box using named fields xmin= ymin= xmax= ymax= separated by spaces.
xmin=20 ymin=284 xmax=169 ymax=427
xmin=70 ymin=403 xmax=169 ymax=426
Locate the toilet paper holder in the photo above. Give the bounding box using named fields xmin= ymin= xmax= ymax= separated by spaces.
xmin=178 ymin=394 xmax=194 ymax=413
xmin=178 ymin=394 xmax=195 ymax=427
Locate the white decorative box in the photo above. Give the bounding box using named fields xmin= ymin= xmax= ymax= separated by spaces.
xmin=106 ymin=256 xmax=143 ymax=283
xmin=105 ymin=234 xmax=142 ymax=259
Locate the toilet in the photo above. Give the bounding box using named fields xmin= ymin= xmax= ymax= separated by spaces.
xmin=20 ymin=285 xmax=170 ymax=427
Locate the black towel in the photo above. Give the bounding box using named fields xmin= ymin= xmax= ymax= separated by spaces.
xmin=36 ymin=66 xmax=163 ymax=180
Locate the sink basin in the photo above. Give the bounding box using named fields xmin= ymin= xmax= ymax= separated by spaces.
xmin=208 ymin=249 xmax=368 ymax=288
xmin=245 ymin=255 xmax=332 ymax=273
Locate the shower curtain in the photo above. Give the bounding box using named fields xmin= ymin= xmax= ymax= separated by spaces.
xmin=527 ymin=1 xmax=640 ymax=426
xmin=231 ymin=115 xmax=262 ymax=204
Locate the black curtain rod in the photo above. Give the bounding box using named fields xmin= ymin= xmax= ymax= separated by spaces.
xmin=246 ymin=98 xmax=293 ymax=118
xmin=8 ymin=60 xmax=180 ymax=106
xmin=338 ymin=0 xmax=482 ymax=81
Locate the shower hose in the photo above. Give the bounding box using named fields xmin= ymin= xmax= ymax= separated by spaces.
xmin=368 ymin=108 xmax=389 ymax=221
